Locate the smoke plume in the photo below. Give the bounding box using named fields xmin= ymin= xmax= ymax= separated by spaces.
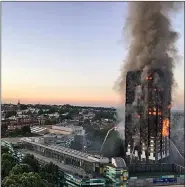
xmin=116 ymin=105 xmax=125 ymax=140
xmin=114 ymin=2 xmax=183 ymax=160
xmin=116 ymin=2 xmax=181 ymax=99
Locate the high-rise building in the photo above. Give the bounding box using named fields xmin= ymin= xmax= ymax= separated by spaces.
xmin=125 ymin=69 xmax=171 ymax=164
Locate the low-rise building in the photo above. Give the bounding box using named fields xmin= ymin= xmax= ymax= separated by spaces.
xmin=48 ymin=112 xmax=60 ymax=118
xmin=52 ymin=124 xmax=85 ymax=136
xmin=105 ymin=158 xmax=128 ymax=187
xmin=30 ymin=126 xmax=48 ymax=135
xmin=64 ymin=173 xmax=106 ymax=186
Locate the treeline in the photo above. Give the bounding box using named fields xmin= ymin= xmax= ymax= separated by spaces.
xmin=35 ymin=104 xmax=116 ymax=111
xmin=1 ymin=145 xmax=61 ymax=187
xmin=3 ymin=126 xmax=34 ymax=138
xmin=92 ymin=111 xmax=116 ymax=121
xmin=2 ymin=104 xmax=116 ymax=113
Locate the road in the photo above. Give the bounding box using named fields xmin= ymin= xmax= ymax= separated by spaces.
xmin=2 ymin=137 xmax=22 ymax=143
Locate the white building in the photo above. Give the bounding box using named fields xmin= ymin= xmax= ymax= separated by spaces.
xmin=48 ymin=112 xmax=60 ymax=118
xmin=52 ymin=124 xmax=85 ymax=136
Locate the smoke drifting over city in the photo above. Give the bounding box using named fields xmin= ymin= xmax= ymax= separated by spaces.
xmin=115 ymin=2 xmax=181 ymax=139
xmin=117 ymin=2 xmax=181 ymax=99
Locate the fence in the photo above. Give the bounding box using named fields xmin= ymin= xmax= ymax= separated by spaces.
xmin=129 ymin=163 xmax=185 ymax=174
xmin=129 ymin=163 xmax=174 ymax=173
xmin=173 ymin=163 xmax=185 ymax=174
xmin=129 ymin=176 xmax=185 ymax=187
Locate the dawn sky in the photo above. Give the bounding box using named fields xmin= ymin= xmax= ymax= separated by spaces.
xmin=2 ymin=2 xmax=184 ymax=109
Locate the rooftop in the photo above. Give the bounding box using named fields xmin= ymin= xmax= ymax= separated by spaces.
xmin=31 ymin=126 xmax=48 ymax=133
xmin=21 ymin=137 xmax=106 ymax=163
xmin=19 ymin=149 xmax=89 ymax=177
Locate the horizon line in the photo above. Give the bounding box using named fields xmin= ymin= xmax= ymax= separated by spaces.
xmin=2 ymin=102 xmax=184 ymax=111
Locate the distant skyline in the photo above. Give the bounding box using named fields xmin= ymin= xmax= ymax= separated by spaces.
xmin=2 ymin=2 xmax=184 ymax=109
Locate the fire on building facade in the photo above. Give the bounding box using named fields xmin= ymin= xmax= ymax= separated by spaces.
xmin=125 ymin=69 xmax=171 ymax=164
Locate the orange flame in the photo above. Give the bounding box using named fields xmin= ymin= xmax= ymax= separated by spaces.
xmin=162 ymin=118 xmax=170 ymax=137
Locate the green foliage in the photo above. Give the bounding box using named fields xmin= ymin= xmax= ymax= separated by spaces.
xmin=38 ymin=109 xmax=44 ymax=115
xmin=92 ymin=111 xmax=115 ymax=121
xmin=10 ymin=164 xmax=33 ymax=175
xmin=44 ymin=119 xmax=54 ymax=125
xmin=2 ymin=153 xmax=17 ymax=179
xmin=5 ymin=111 xmax=17 ymax=118
xmin=7 ymin=130 xmax=19 ymax=137
xmin=22 ymin=154 xmax=40 ymax=172
xmin=59 ymin=108 xmax=69 ymax=114
xmin=1 ymin=146 xmax=56 ymax=187
xmin=1 ymin=145 xmax=9 ymax=155
xmin=68 ymin=108 xmax=79 ymax=115
xmin=1 ymin=123 xmax=8 ymax=137
xmin=21 ymin=126 xmax=31 ymax=135
xmin=47 ymin=108 xmax=57 ymax=114
xmin=39 ymin=162 xmax=59 ymax=186
xmin=7 ymin=126 xmax=32 ymax=137
xmin=20 ymin=104 xmax=28 ymax=110
xmin=2 ymin=172 xmax=51 ymax=187
xmin=59 ymin=114 xmax=72 ymax=121
xmin=2 ymin=153 xmax=17 ymax=164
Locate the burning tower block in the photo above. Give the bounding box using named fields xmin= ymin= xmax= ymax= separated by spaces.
xmin=125 ymin=69 xmax=171 ymax=164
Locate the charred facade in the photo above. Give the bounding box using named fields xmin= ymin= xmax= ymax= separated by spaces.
xmin=125 ymin=69 xmax=171 ymax=164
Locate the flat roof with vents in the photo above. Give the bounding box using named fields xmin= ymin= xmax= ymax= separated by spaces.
xmin=21 ymin=137 xmax=104 ymax=163
xmin=31 ymin=126 xmax=48 ymax=133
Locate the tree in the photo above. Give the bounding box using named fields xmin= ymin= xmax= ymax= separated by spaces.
xmin=44 ymin=119 xmax=53 ymax=125
xmin=2 ymin=153 xmax=17 ymax=179
xmin=39 ymin=162 xmax=59 ymax=186
xmin=10 ymin=164 xmax=32 ymax=175
xmin=2 ymin=172 xmax=51 ymax=187
xmin=22 ymin=154 xmax=40 ymax=172
xmin=5 ymin=111 xmax=17 ymax=118
xmin=38 ymin=109 xmax=44 ymax=115
xmin=21 ymin=126 xmax=31 ymax=135
xmin=59 ymin=108 xmax=67 ymax=114
xmin=68 ymin=108 xmax=79 ymax=115
xmin=1 ymin=123 xmax=8 ymax=137
xmin=2 ymin=153 xmax=17 ymax=164
xmin=26 ymin=111 xmax=32 ymax=115
xmin=47 ymin=108 xmax=57 ymax=114
xmin=92 ymin=111 xmax=115 ymax=121
xmin=1 ymin=145 xmax=9 ymax=155
xmin=7 ymin=128 xmax=22 ymax=137
xmin=20 ymin=104 xmax=28 ymax=110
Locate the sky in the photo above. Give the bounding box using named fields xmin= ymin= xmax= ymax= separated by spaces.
xmin=2 ymin=2 xmax=184 ymax=109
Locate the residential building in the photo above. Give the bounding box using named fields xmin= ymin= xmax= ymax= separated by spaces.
xmin=125 ymin=70 xmax=171 ymax=164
